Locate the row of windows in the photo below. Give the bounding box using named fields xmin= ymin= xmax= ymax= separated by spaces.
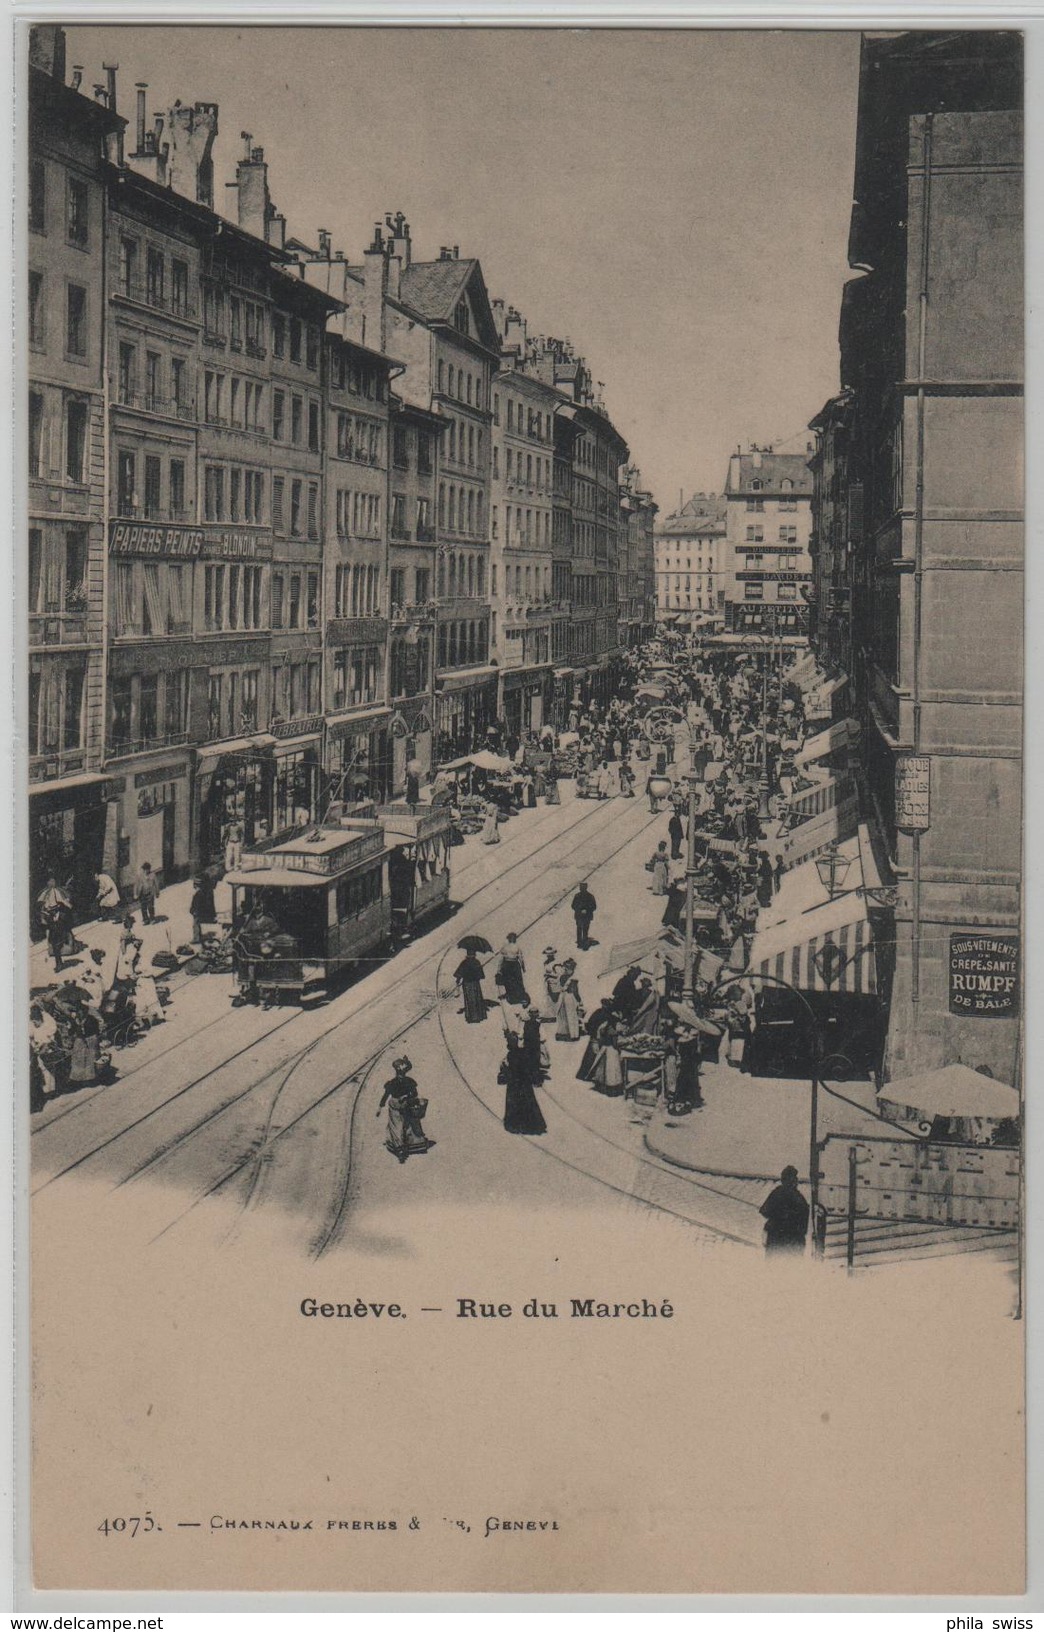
xmin=743 ymin=582 xmax=799 ymax=601
xmin=202 ymin=464 xmax=265 ymax=525
xmin=272 ymin=475 xmax=320 ymax=539
xmin=118 ymin=237 xmax=191 ymax=317
xmin=442 ymin=416 xmax=483 ymax=470
xmin=391 ymin=423 xmax=433 ymax=474
xmin=746 ymin=495 xmax=800 ymax=512
xmin=28 ymin=525 xmax=89 ymax=620
xmin=334 ymin=489 xmax=383 ymax=540
xmin=493 ymin=505 xmax=551 ymax=549
xmin=108 ymin=668 xmax=191 ymax=752
xmin=437 ymin=619 xmax=489 ymax=670
xmin=119 ymin=342 xmax=192 ymax=419
xmin=27 ymin=657 xmax=86 ymax=756
xmin=389 ymin=634 xmax=433 ymax=699
xmin=335 ymin=413 xmax=383 ymax=465
xmin=437 ymin=483 xmax=484 ymax=538
xmin=273 ymin=661 xmax=320 ymax=723
xmin=388 ymin=566 xmax=432 ymax=610
xmin=32 ymin=281 xmax=90 ymax=360
xmin=390 ymin=493 xmax=432 ymax=541
xmin=29 ymin=160 xmax=91 ymax=250
xmin=492 ymin=395 xmax=552 ymax=442
xmin=272 ymin=568 xmax=321 ymax=630
xmin=744 ymin=524 xmax=802 ymax=543
xmin=436 ymin=358 xmax=486 ymax=409
xmin=496 ymin=562 xmax=552 ymax=604
xmin=332 ymin=563 xmax=381 ymax=620
xmin=28 ymin=390 xmax=90 ymax=485
xmin=494 ymin=446 xmax=551 ymax=491
xmin=331 ymin=646 xmax=383 ymax=711
xmin=437 ymin=552 xmax=486 ymax=600
xmin=330 ymin=348 xmax=386 ymax=401
xmin=114 ymin=449 xmax=188 ymax=520
xmin=202 ymin=285 xmax=321 ymax=372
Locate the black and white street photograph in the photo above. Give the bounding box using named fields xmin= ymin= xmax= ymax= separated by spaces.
xmin=18 ymin=19 xmax=1027 ymax=1600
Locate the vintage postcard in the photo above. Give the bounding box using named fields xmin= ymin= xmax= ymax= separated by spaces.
xmin=20 ymin=18 xmax=1025 ymax=1599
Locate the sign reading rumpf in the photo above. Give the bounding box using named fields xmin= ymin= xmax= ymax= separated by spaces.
xmin=949 ymin=933 xmax=1019 ymax=1016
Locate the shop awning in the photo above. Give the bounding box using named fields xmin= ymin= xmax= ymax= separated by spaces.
xmin=786 ymin=772 xmax=850 ymax=821
xmin=786 ymin=652 xmax=820 ymax=689
xmin=436 ymin=665 xmax=499 ymax=694
xmin=794 ymin=718 xmax=859 ymax=767
xmin=195 ymin=735 xmax=276 ymax=778
xmin=781 ymin=792 xmax=861 ymax=869
xmin=28 ymin=771 xmax=115 ymax=801
xmin=808 ymin=672 xmax=848 ymax=707
xmin=750 ymin=891 xmax=877 ymax=996
xmin=325 ymin=706 xmax=393 ymax=739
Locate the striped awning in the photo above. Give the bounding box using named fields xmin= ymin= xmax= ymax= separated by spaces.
xmin=786 ymin=773 xmax=851 ymax=821
xmin=795 ymin=718 xmax=859 ymax=767
xmin=782 ymin=792 xmax=861 ymax=869
xmin=750 ymin=893 xmax=877 ymax=996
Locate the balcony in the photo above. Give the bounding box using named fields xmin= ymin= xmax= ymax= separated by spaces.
xmin=28 ymin=747 xmax=88 ymax=785
xmin=390 ymin=523 xmax=412 ymax=542
xmin=106 ymin=729 xmax=191 ymax=761
xmin=391 ymin=599 xmax=437 ymax=625
xmin=416 ymin=523 xmax=437 ymax=544
xmin=30 ymin=607 xmax=89 ymax=648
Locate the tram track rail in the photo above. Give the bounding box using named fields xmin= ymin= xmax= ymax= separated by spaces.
xmin=148 ymin=797 xmax=664 ymax=1250
xmin=33 ymin=791 xmax=628 ymax=1197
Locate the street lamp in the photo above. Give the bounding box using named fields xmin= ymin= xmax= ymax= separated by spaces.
xmin=814 ymin=843 xmax=852 ymax=901
xmin=706 ymin=967 xmax=826 ymax=1253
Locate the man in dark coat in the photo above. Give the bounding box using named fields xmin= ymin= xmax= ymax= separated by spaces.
xmin=668 ymin=809 xmax=684 ymax=860
xmin=521 ymin=1008 xmax=545 ymax=1085
xmin=571 ymin=881 xmax=596 ymax=950
xmin=759 ymin=1166 xmax=810 ymax=1253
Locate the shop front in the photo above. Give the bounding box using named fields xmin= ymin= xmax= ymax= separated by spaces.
xmin=123 ymin=757 xmax=192 ymax=886
xmin=194 ymin=736 xmax=277 ymax=869
xmin=29 ymin=773 xmax=120 ymax=929
xmin=551 ymin=668 xmax=577 ymax=731
xmin=501 ymin=666 xmax=552 ymax=738
xmin=325 ymin=709 xmax=393 ymax=805
xmin=272 ymin=719 xmax=324 ymax=835
xmin=434 ymin=668 xmax=499 ymax=765
xmin=388 ymin=700 xmax=435 ymax=796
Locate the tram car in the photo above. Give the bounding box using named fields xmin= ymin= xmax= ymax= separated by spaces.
xmin=226 ymin=825 xmax=392 ymax=1004
xmin=374 ymin=804 xmax=453 ymax=939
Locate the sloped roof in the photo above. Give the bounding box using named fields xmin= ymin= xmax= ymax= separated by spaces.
xmin=725 ymin=452 xmax=813 ymax=496
xmin=400 ymin=258 xmax=500 ymax=353
xmin=656 ymin=493 xmax=727 ymax=537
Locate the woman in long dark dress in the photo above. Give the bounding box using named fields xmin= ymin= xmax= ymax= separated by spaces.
xmin=576 ymin=999 xmax=616 ymax=1081
xmin=667 ymin=1025 xmax=704 ymax=1113
xmin=496 ymin=934 xmax=530 ymax=1006
xmin=453 ymin=952 xmax=487 ymax=1023
xmin=502 ymin=1034 xmax=547 ymax=1135
xmin=378 ymin=1057 xmax=435 ymax=1163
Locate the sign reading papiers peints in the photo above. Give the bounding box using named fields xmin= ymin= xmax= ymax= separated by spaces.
xmin=108 ymin=521 xmax=273 ymax=561
xmin=894 ymin=753 xmax=931 ymax=832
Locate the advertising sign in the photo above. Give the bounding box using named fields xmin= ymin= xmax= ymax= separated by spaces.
xmin=949 ymin=933 xmax=1019 ymax=1017
xmin=895 ymin=753 xmax=931 ymax=832
xmin=108 ymin=521 xmax=273 ymax=561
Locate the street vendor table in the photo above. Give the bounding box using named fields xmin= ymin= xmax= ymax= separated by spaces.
xmin=621 ymin=1046 xmax=666 ymax=1105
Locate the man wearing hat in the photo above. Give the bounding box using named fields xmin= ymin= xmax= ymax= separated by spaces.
xmin=759 ymin=1167 xmax=810 ymax=1253
xmin=571 ymin=881 xmax=596 ymax=951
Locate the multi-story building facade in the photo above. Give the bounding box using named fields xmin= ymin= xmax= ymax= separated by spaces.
xmin=618 ymin=466 xmax=657 ymax=648
xmin=807 ymin=391 xmax=855 ymax=679
xmin=490 ymin=303 xmax=561 ymax=735
xmin=721 ymin=448 xmax=813 ymax=642
xmin=386 ymin=391 xmax=439 ymax=787
xmin=28 ymin=33 xmax=123 ymax=913
xmin=815 ymin=31 xmax=1023 ymax=1081
xmin=653 ymin=492 xmax=726 ymax=620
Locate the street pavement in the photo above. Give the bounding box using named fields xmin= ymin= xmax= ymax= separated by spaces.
xmin=32 ymin=778 xmax=772 ymax=1260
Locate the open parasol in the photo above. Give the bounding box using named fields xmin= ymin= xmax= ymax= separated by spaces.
xmin=667 ymin=1001 xmax=723 ymax=1036
xmin=457 ymin=935 xmax=495 ymax=955
xmin=877 ymin=1063 xmax=1017 ymax=1122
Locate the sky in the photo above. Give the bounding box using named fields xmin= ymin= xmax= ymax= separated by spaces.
xmin=67 ymin=25 xmax=862 ymax=515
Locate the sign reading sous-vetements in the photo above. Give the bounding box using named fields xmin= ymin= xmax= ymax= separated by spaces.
xmin=949 ymin=933 xmax=1019 ymax=1017
xmin=108 ymin=521 xmax=273 ymax=561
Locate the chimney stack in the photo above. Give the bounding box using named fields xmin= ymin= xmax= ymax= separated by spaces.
xmin=318 ymin=228 xmax=331 ymax=258
xmin=103 ymin=62 xmax=118 ymax=115
xmin=362 ymin=226 xmax=390 ymax=354
xmin=135 ymin=83 xmax=147 ymax=153
xmin=71 ymin=65 xmax=83 ymax=91
xmin=29 ymin=25 xmax=67 ymax=82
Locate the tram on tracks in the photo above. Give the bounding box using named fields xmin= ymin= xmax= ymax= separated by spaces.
xmin=225 ymin=803 xmax=453 ymax=1004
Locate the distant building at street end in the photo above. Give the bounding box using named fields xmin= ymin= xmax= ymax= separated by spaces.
xmin=812 ymin=29 xmax=1023 ymax=1082
xmin=654 ymin=492 xmax=726 ymax=622
xmin=722 ymin=448 xmax=813 ymax=641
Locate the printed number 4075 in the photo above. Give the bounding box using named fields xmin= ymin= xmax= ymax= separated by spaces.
xmin=98 ymin=1515 xmax=160 ymax=1536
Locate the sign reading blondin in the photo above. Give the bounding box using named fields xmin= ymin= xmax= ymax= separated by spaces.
xmin=108 ymin=521 xmax=273 ymax=560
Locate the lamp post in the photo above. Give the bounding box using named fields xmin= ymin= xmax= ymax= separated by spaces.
xmin=707 ymin=967 xmax=825 ymax=1253
xmin=814 ymin=842 xmax=852 ymax=901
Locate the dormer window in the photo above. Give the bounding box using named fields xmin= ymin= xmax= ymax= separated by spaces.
xmin=751 ymin=478 xmax=763 ymax=491
xmin=455 ymin=300 xmax=470 ymax=335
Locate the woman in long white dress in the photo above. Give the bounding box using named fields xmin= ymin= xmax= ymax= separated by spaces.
xmin=554 ymin=960 xmax=583 ymax=1042
xmin=481 ymin=801 xmax=501 ymax=845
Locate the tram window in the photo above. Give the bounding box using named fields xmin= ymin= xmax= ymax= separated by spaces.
xmin=336 ymin=866 xmax=382 ymax=919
